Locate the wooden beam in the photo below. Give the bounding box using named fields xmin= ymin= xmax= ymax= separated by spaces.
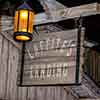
xmin=38 ymin=0 xmax=66 ymax=19
xmin=34 ymin=3 xmax=98 ymax=25
xmin=79 ymin=98 xmax=100 ymax=100
xmin=0 ymin=3 xmax=99 ymax=26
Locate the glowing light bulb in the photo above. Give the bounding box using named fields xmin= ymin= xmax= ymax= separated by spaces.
xmin=21 ymin=10 xmax=28 ymax=18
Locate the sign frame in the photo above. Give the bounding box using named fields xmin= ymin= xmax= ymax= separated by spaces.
xmin=17 ymin=19 xmax=84 ymax=86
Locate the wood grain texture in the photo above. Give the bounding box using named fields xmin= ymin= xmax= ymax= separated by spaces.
xmin=17 ymin=87 xmax=28 ymax=100
xmin=0 ymin=34 xmax=4 ymax=99
xmin=0 ymin=30 xmax=77 ymax=100
xmin=0 ymin=38 xmax=9 ymax=99
xmin=27 ymin=87 xmax=37 ymax=100
xmin=6 ymin=43 xmax=19 ymax=100
xmin=0 ymin=3 xmax=98 ymax=26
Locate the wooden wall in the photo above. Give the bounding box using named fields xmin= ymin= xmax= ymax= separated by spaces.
xmin=0 ymin=31 xmax=77 ymax=100
xmin=83 ymin=48 xmax=100 ymax=87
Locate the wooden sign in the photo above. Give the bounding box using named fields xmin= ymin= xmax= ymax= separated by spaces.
xmin=17 ymin=29 xmax=84 ymax=86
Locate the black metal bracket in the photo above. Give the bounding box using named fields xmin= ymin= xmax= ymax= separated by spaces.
xmin=19 ymin=42 xmax=26 ymax=86
xmin=75 ymin=16 xmax=82 ymax=83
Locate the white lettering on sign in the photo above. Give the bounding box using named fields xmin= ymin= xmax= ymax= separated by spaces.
xmin=23 ymin=62 xmax=75 ymax=80
xmin=24 ymin=67 xmax=68 ymax=79
xmin=26 ymin=38 xmax=77 ymax=59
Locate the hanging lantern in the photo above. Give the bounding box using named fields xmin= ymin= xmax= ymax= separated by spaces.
xmin=14 ymin=2 xmax=34 ymax=42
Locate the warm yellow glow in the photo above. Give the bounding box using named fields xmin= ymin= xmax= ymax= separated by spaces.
xmin=22 ymin=29 xmax=27 ymax=32
xmin=28 ymin=11 xmax=34 ymax=33
xmin=20 ymin=10 xmax=28 ymax=18
xmin=16 ymin=36 xmax=30 ymax=41
xmin=19 ymin=10 xmax=28 ymax=32
xmin=14 ymin=11 xmax=18 ymax=32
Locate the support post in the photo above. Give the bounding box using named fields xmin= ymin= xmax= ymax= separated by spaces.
xmin=19 ymin=42 xmax=25 ymax=86
xmin=75 ymin=17 xmax=82 ymax=83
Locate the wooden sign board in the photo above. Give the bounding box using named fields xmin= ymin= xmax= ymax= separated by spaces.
xmin=17 ymin=29 xmax=84 ymax=86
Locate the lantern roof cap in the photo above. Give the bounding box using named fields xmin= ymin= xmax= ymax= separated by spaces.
xmin=17 ymin=2 xmax=33 ymax=11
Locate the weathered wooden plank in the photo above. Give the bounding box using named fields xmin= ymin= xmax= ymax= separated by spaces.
xmin=27 ymin=87 xmax=37 ymax=100
xmin=0 ymin=3 xmax=98 ymax=27
xmin=46 ymin=87 xmax=56 ymax=100
xmin=6 ymin=43 xmax=19 ymax=100
xmin=29 ymin=87 xmax=76 ymax=100
xmin=5 ymin=42 xmax=28 ymax=100
xmin=0 ymin=16 xmax=21 ymax=50
xmin=0 ymin=37 xmax=9 ymax=99
xmin=17 ymin=87 xmax=28 ymax=100
xmin=35 ymin=87 xmax=47 ymax=100
xmin=44 ymin=87 xmax=51 ymax=100
xmin=35 ymin=3 xmax=98 ymax=25
xmin=0 ymin=31 xmax=21 ymax=50
xmin=54 ymin=87 xmax=62 ymax=100
xmin=28 ymin=87 xmax=66 ymax=100
xmin=79 ymin=98 xmax=98 ymax=100
xmin=64 ymin=87 xmax=78 ymax=100
xmin=10 ymin=46 xmax=19 ymax=100
xmin=60 ymin=87 xmax=68 ymax=100
xmin=6 ymin=42 xmax=13 ymax=99
xmin=0 ymin=34 xmax=4 ymax=98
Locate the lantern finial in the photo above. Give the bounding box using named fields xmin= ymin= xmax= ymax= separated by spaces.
xmin=17 ymin=2 xmax=33 ymax=11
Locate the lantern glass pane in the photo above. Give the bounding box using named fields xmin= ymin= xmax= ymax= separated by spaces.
xmin=28 ymin=11 xmax=34 ymax=33
xmin=14 ymin=11 xmax=18 ymax=32
xmin=19 ymin=10 xmax=28 ymax=32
